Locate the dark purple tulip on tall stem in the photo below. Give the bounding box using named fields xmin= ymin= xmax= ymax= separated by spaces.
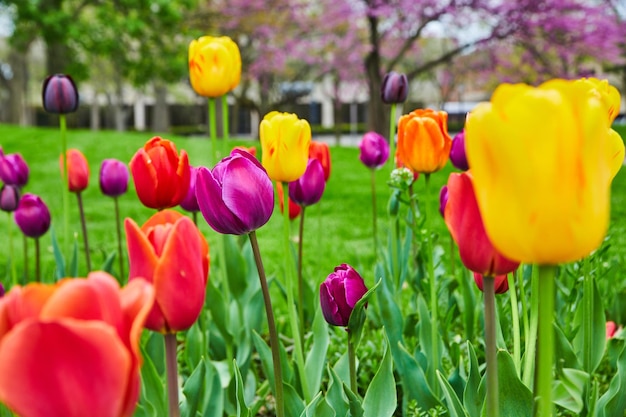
xmin=381 ymin=71 xmax=409 ymax=168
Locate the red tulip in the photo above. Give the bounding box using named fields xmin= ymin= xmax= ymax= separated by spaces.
xmin=125 ymin=210 xmax=209 ymax=333
xmin=0 ymin=272 xmax=154 ymax=417
xmin=309 ymin=141 xmax=331 ymax=181
xmin=473 ymin=273 xmax=509 ymax=294
xmin=276 ymin=182 xmax=301 ymax=220
xmin=129 ymin=137 xmax=190 ymax=210
xmin=60 ymin=149 xmax=90 ymax=193
xmin=444 ymin=172 xmax=519 ymax=276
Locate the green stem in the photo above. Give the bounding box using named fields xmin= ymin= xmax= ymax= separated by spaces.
xmin=281 ymin=182 xmax=310 ymax=402
xmin=424 ymin=174 xmax=439 ymax=392
xmin=523 ymin=265 xmax=539 ymax=388
xmin=113 ymin=197 xmax=125 ymax=280
xmin=388 ymin=103 xmax=397 ymax=169
xmin=76 ymin=192 xmax=91 ymax=271
xmin=164 ymin=333 xmax=180 ymax=417
xmin=249 ymin=231 xmax=285 ymax=417
xmin=582 ymin=257 xmax=592 ymax=376
xmin=192 ymin=211 xmax=198 ymax=227
xmin=297 ymin=205 xmax=306 ymax=345
xmin=35 ymin=238 xmax=40 ymax=283
xmin=219 ymin=234 xmax=233 ymax=374
xmin=390 ymin=212 xmax=400 ymax=288
xmin=8 ymin=212 xmax=17 ymax=287
xmin=518 ymin=269 xmax=530 ymax=354
xmin=484 ymin=275 xmax=500 ymax=417
xmin=370 ymin=168 xmax=378 ymax=255
xmin=534 ymin=265 xmax=556 ymax=417
xmin=348 ymin=332 xmax=357 ymax=394
xmin=222 ymin=95 xmax=229 ymax=157
xmin=22 ymin=234 xmax=28 ymax=285
xmin=508 ymin=273 xmax=522 ymax=376
xmin=208 ymin=98 xmax=217 ymax=165
xmin=60 ymin=114 xmax=70 ymax=259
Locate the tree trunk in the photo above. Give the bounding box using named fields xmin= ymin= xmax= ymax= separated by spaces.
xmin=113 ymin=74 xmax=126 ymax=132
xmin=6 ymin=50 xmax=30 ymax=125
xmin=152 ymin=83 xmax=170 ymax=133
xmin=90 ymin=98 xmax=101 ymax=130
xmin=45 ymin=41 xmax=71 ymax=75
xmin=364 ymin=15 xmax=389 ymax=137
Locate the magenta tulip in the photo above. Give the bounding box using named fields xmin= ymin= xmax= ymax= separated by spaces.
xmin=180 ymin=166 xmax=200 ymax=212
xmin=0 ymin=184 xmax=20 ymax=213
xmin=0 ymin=152 xmax=29 ymax=187
xmin=439 ymin=185 xmax=448 ymax=218
xmin=14 ymin=194 xmax=51 ymax=239
xmin=42 ymin=74 xmax=79 ymax=114
xmin=359 ymin=132 xmax=390 ymax=169
xmin=320 ymin=264 xmax=368 ymax=327
xmin=196 ymin=149 xmax=274 ymax=235
xmin=99 ymin=159 xmax=129 ymax=197
xmin=288 ymin=158 xmax=326 ymax=207
xmin=381 ymin=71 xmax=408 ymax=104
xmin=449 ymin=130 xmax=469 ymax=171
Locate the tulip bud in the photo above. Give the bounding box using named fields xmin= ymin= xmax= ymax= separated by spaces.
xmin=381 ymin=71 xmax=408 ymax=104
xmin=359 ymin=132 xmax=389 ymax=169
xmin=288 ymin=159 xmax=326 ymax=207
xmin=439 ymin=185 xmax=448 ymax=218
xmin=388 ymin=189 xmax=400 ymax=216
xmin=99 ymin=159 xmax=129 ymax=198
xmin=0 ymin=152 xmax=29 ymax=187
xmin=14 ymin=193 xmax=51 ymax=238
xmin=42 ymin=74 xmax=79 ymax=114
xmin=0 ymin=184 xmax=20 ymax=212
xmin=180 ymin=166 xmax=199 ymax=212
xmin=60 ymin=149 xmax=90 ymax=193
xmin=449 ymin=130 xmax=469 ymax=171
xmin=319 ymin=264 xmax=368 ymax=327
xmin=473 ymin=273 xmax=509 ymax=294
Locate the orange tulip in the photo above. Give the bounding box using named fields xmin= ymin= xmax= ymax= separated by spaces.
xmin=125 ymin=210 xmax=209 ymax=333
xmin=129 ymin=137 xmax=190 ymax=210
xmin=59 ymin=148 xmax=89 ymax=192
xmin=0 ymin=272 xmax=154 ymax=417
xmin=309 ymin=141 xmax=331 ymax=181
xmin=396 ymin=109 xmax=451 ymax=174
xmin=276 ymin=182 xmax=301 ymax=220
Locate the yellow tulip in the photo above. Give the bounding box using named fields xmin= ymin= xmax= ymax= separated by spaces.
xmin=260 ymin=111 xmax=311 ymax=182
xmin=396 ymin=109 xmax=452 ymax=174
xmin=188 ymin=36 xmax=241 ymax=98
xmin=465 ymin=78 xmax=624 ymax=265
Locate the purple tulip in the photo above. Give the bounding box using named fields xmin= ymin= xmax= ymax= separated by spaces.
xmin=180 ymin=166 xmax=200 ymax=212
xmin=439 ymin=185 xmax=448 ymax=218
xmin=381 ymin=71 xmax=408 ymax=104
xmin=42 ymin=74 xmax=79 ymax=114
xmin=320 ymin=264 xmax=368 ymax=327
xmin=0 ymin=184 xmax=20 ymax=212
xmin=196 ymin=149 xmax=274 ymax=235
xmin=99 ymin=158 xmax=129 ymax=197
xmin=359 ymin=132 xmax=390 ymax=169
xmin=0 ymin=282 xmax=4 ymax=298
xmin=449 ymin=130 xmax=469 ymax=171
xmin=288 ymin=159 xmax=326 ymax=207
xmin=0 ymin=152 xmax=29 ymax=187
xmin=14 ymin=193 xmax=51 ymax=238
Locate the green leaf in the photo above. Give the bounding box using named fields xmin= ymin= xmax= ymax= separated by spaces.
xmin=299 ymin=391 xmax=335 ymax=417
xmin=144 ymin=332 xmax=165 ymax=376
xmin=201 ymin=360 xmax=225 ymax=417
xmin=395 ymin=342 xmax=441 ymax=411
xmin=573 ymin=276 xmax=606 ymax=373
xmin=554 ymin=323 xmax=581 ymax=370
xmin=305 ymin=305 xmax=330 ymax=400
xmin=497 ymin=350 xmax=533 ymax=417
xmin=99 ymin=250 xmax=117 ymax=276
xmin=417 ymin=293 xmax=442 ymax=379
xmin=68 ymin=238 xmax=78 ymax=277
xmin=51 ymin=227 xmax=65 ymax=280
xmin=595 ymin=339 xmax=626 ymax=417
xmin=234 ymin=360 xmax=252 ymax=417
xmin=251 ymin=330 xmax=294 ymax=393
xmin=223 ymin=234 xmax=248 ymax=299
xmin=348 ymin=279 xmax=381 ymax=348
xmin=184 ymin=320 xmax=205 ymax=372
xmin=437 ymin=370 xmax=470 ymax=417
xmin=284 ymin=382 xmax=306 ymax=417
xmin=206 ymin=279 xmax=234 ymax=344
xmin=343 ymin=380 xmax=364 ymax=417
xmin=326 ymin=366 xmax=349 ymax=417
xmin=363 ymin=334 xmax=397 ymax=417
xmin=139 ymin=342 xmax=167 ymax=416
xmin=181 ymin=359 xmax=205 ymax=417
xmin=552 ymin=368 xmax=588 ymax=414
xmin=463 ymin=342 xmax=484 ymax=417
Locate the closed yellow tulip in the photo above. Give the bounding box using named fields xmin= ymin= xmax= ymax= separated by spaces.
xmin=260 ymin=111 xmax=311 ymax=182
xmin=188 ymin=36 xmax=241 ymax=98
xmin=465 ymin=78 xmax=624 ymax=265
xmin=396 ymin=109 xmax=452 ymax=174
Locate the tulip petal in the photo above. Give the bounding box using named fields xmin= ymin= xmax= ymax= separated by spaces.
xmin=196 ymin=166 xmax=249 ymax=234
xmin=129 ymin=149 xmax=159 ymax=208
xmin=0 ymin=320 xmax=130 ymax=417
xmin=320 ymin=281 xmax=345 ymax=327
xmin=0 ymin=284 xmax=57 ymax=338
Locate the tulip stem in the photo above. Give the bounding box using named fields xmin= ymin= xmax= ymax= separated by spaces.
xmin=60 ymin=114 xmax=70 ymax=260
xmin=208 ymin=98 xmax=218 ymax=165
xmin=534 ymin=265 xmax=556 ymax=417
xmin=582 ymin=257 xmax=593 ymax=409
xmin=484 ymin=275 xmax=500 ymax=417
xmin=297 ymin=205 xmax=306 ymax=344
xmin=75 ymin=192 xmax=91 ymax=272
xmin=424 ymin=173 xmax=439 ymax=393
xmin=22 ymin=234 xmax=28 ymax=285
xmin=518 ymin=269 xmax=529 ymax=359
xmin=222 ymin=95 xmax=229 ymax=155
xmin=348 ymin=332 xmax=358 ymax=394
xmin=164 ymin=333 xmax=181 ymax=417
xmin=7 ymin=212 xmax=17 ymax=287
xmin=113 ymin=197 xmax=125 ymax=280
xmin=370 ymin=168 xmax=378 ymax=255
xmin=34 ymin=237 xmax=40 ymax=283
xmin=508 ymin=272 xmax=521 ymax=376
xmin=523 ymin=265 xmax=539 ymax=388
xmin=388 ymin=103 xmax=397 ymax=169
xmin=249 ymin=231 xmax=285 ymax=417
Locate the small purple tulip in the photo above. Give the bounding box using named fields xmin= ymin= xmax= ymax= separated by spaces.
xmin=14 ymin=193 xmax=51 ymax=238
xmin=381 ymin=71 xmax=408 ymax=104
xmin=0 ymin=152 xmax=29 ymax=187
xmin=196 ymin=149 xmax=274 ymax=235
xmin=0 ymin=282 xmax=4 ymax=298
xmin=288 ymin=159 xmax=326 ymax=207
xmin=180 ymin=166 xmax=200 ymax=212
xmin=359 ymin=132 xmax=390 ymax=169
xmin=99 ymin=158 xmax=129 ymax=197
xmin=449 ymin=130 xmax=469 ymax=171
xmin=320 ymin=264 xmax=368 ymax=327
xmin=42 ymin=74 xmax=79 ymax=114
xmin=439 ymin=185 xmax=448 ymax=218
xmin=0 ymin=184 xmax=21 ymax=212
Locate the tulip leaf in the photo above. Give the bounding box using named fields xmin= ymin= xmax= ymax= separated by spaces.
xmin=348 ymin=279 xmax=382 ymax=348
xmin=463 ymin=342 xmax=484 ymax=417
xmin=437 ymin=370 xmax=470 ymax=417
xmin=234 ymin=360 xmax=252 ymax=417
xmin=343 ymin=380 xmax=364 ymax=417
xmin=251 ymin=330 xmax=294 ymax=393
xmin=305 ymin=305 xmax=330 ymax=400
xmin=496 ymin=350 xmax=533 ymax=417
xmin=326 ymin=366 xmax=349 ymax=417
xmin=284 ymin=382 xmax=306 ymax=417
xmin=207 ymin=279 xmax=234 ymax=344
xmin=68 ymin=238 xmax=78 ymax=278
xmin=143 ymin=332 xmax=165 ymax=376
xmin=595 ymin=338 xmax=626 ymax=417
xmin=552 ymin=368 xmax=588 ymax=414
xmin=223 ymin=234 xmax=248 ymax=300
xmin=139 ymin=342 xmax=167 ymax=416
xmin=201 ymin=359 xmax=225 ymax=417
xmin=395 ymin=341 xmax=441 ymax=411
xmin=554 ymin=322 xmax=581 ymax=370
xmin=185 ymin=319 xmax=205 ymax=371
xmin=299 ymin=391 xmax=335 ymax=417
xmin=573 ymin=275 xmax=606 ymax=374
xmin=51 ymin=227 xmax=65 ymax=280
xmin=363 ymin=334 xmax=397 ymax=417
xmin=100 ymin=250 xmax=117 ymax=277
xmin=181 ymin=359 xmax=205 ymax=417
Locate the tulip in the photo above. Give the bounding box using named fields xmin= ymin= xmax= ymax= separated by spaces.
xmin=606 ymin=321 xmax=618 ymax=339
xmin=179 ymin=166 xmax=200 ymax=213
xmin=438 ymin=185 xmax=448 ymax=218
xmin=0 ymin=184 xmax=20 ymax=212
xmin=473 ymin=273 xmax=509 ymax=294
xmin=0 ymin=282 xmax=4 ymax=297
xmin=397 ymin=109 xmax=452 ymax=174
xmin=260 ymin=111 xmax=311 ymax=183
xmin=381 ymin=71 xmax=409 ymax=104
xmin=465 ymin=79 xmax=624 ymax=264
xmin=189 ymin=36 xmax=241 ymax=98
xmin=60 ymin=149 xmax=90 ymax=193
xmin=14 ymin=193 xmax=51 ymax=239
xmin=277 ymin=182 xmax=301 ymax=220
xmin=444 ymin=172 xmax=519 ymax=276
xmin=0 ymin=152 xmax=29 ymax=187
xmin=129 ymin=137 xmax=190 ymax=210
xmin=125 ymin=210 xmax=209 ymax=333
xmin=359 ymin=131 xmax=390 ymax=169
xmin=289 ymin=159 xmax=326 ymax=207
xmin=0 ymin=271 xmax=154 ymax=417
xmin=196 ymin=149 xmax=274 ymax=235
xmin=449 ymin=130 xmax=469 ymax=171
xmin=42 ymin=74 xmax=79 ymax=114
xmin=309 ymin=141 xmax=331 ymax=181
xmin=232 ymin=145 xmax=257 ymax=158
xmin=319 ymin=264 xmax=368 ymax=327
xmin=99 ymin=159 xmax=129 ymax=197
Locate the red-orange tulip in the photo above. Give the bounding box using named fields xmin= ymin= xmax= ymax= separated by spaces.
xmin=0 ymin=272 xmax=154 ymax=417
xmin=125 ymin=210 xmax=209 ymax=333
xmin=129 ymin=137 xmax=190 ymax=210
xmin=277 ymin=182 xmax=301 ymax=220
xmin=396 ymin=109 xmax=451 ymax=174
xmin=309 ymin=141 xmax=331 ymax=181
xmin=59 ymin=148 xmax=89 ymax=192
